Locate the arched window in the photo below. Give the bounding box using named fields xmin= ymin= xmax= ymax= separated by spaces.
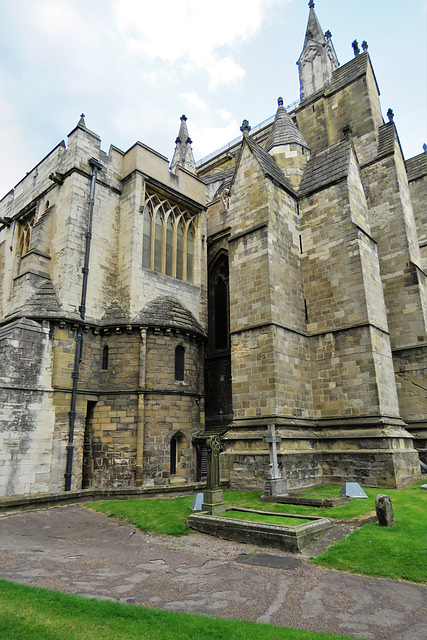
xmin=142 ymin=193 xmax=198 ymax=283
xmin=154 ymin=209 xmax=163 ymax=273
xmin=176 ymin=221 xmax=184 ymax=280
xmin=142 ymin=205 xmax=152 ymax=269
xmin=187 ymin=225 xmax=194 ymax=284
xmin=165 ymin=216 xmax=174 ymax=276
xmin=102 ymin=345 xmax=109 ymax=370
xmin=17 ymin=210 xmax=36 ymax=257
xmin=214 ymin=278 xmax=228 ymax=349
xmin=175 ymin=345 xmax=185 ymax=381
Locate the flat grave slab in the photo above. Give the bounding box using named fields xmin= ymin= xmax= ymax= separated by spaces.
xmin=187 ymin=508 xmax=332 ymax=553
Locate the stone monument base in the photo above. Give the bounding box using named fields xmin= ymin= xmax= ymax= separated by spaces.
xmin=202 ymin=489 xmax=226 ymax=515
xmin=264 ymin=477 xmax=287 ymax=497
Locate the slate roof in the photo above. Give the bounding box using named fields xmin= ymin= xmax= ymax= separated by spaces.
xmin=244 ymin=135 xmax=294 ymax=194
xmin=133 ymin=296 xmax=205 ymax=336
xmin=377 ymin=122 xmax=396 ymax=157
xmin=299 ymin=141 xmax=352 ymax=196
xmin=265 ymin=99 xmax=308 ymax=152
xmin=201 ymin=168 xmax=235 ymax=185
xmin=330 ymin=52 xmax=378 ymax=95
xmin=101 ymin=300 xmax=129 ymax=325
xmin=6 ymin=278 xmax=63 ymax=320
xmin=406 ymin=153 xmax=427 ymax=182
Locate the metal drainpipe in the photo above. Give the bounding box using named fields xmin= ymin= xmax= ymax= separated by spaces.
xmin=65 ymin=157 xmax=103 ymax=492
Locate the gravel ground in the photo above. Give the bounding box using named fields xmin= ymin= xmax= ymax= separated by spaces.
xmin=0 ymin=505 xmax=426 ymax=639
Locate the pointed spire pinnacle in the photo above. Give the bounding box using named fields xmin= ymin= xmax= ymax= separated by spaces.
xmin=78 ymin=113 xmax=86 ymax=127
xmin=170 ymin=114 xmax=196 ymax=174
xmin=297 ymin=3 xmax=339 ymax=100
xmin=240 ymin=119 xmax=251 ymax=136
xmin=265 ymin=97 xmax=308 ymax=153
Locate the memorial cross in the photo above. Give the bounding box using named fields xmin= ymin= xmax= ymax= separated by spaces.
xmin=263 ymin=424 xmax=282 ymax=479
xmin=206 ymin=435 xmax=221 ymax=489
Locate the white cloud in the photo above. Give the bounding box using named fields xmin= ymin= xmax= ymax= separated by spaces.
xmin=181 ymin=92 xmax=207 ymax=111
xmin=216 ymin=108 xmax=233 ymax=121
xmin=190 ymin=120 xmax=242 ymax=159
xmin=115 ymin=0 xmax=284 ymax=87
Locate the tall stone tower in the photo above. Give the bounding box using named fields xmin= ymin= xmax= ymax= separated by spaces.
xmin=198 ymin=2 xmax=424 ymax=490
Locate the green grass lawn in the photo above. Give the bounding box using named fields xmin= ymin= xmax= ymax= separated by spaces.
xmin=222 ymin=510 xmax=312 ymax=526
xmin=0 ymin=579 xmax=360 ymax=640
xmin=86 ymin=480 xmax=427 ymax=583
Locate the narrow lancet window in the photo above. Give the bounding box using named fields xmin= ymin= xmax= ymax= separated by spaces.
xmin=175 ymin=345 xmax=185 ymax=381
xmin=102 ymin=345 xmax=109 ymax=370
xmin=142 ymin=205 xmax=151 ymax=269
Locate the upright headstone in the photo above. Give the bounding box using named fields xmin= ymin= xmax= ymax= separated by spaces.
xmin=263 ymin=424 xmax=287 ymax=497
xmin=375 ymin=494 xmax=395 ymax=526
xmin=202 ymin=435 xmax=225 ymax=515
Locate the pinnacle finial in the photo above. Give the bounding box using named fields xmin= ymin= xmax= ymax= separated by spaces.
xmin=352 ymin=40 xmax=360 ymax=56
xmin=278 ymin=97 xmax=284 ymax=107
xmin=180 ymin=114 xmax=187 ymax=122
xmin=342 ymin=124 xmax=353 ymax=141
xmin=78 ymin=113 xmax=86 ymax=127
xmin=240 ymin=119 xmax=251 ymax=136
xmin=387 ymin=108 xmax=394 ymax=123
xmin=308 ymin=1 xmax=314 ymax=8
xmin=423 ymin=143 xmax=427 ymax=154
xmin=362 ymin=40 xmax=368 ymax=53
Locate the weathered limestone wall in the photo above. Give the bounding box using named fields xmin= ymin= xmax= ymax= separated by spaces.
xmin=296 ymin=54 xmax=383 ymax=165
xmin=407 ymin=154 xmax=427 ymax=273
xmin=0 ymin=319 xmax=55 ymax=496
xmin=362 ymin=135 xmax=427 ymax=351
xmin=142 ymin=330 xmax=204 ymax=484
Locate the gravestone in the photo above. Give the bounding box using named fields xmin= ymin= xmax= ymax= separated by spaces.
xmin=340 ymin=482 xmax=368 ymax=498
xmin=375 ymin=494 xmax=395 ymax=526
xmin=263 ymin=424 xmax=287 ymax=497
xmin=190 ymin=493 xmax=203 ymax=511
xmin=202 ymin=435 xmax=225 ymax=515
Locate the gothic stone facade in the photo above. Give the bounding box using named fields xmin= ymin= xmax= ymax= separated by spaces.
xmin=0 ymin=5 xmax=426 ymax=496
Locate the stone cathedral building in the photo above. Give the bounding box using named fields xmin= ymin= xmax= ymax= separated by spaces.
xmin=0 ymin=3 xmax=426 ymax=497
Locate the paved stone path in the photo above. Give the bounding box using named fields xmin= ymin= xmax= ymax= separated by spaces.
xmin=0 ymin=506 xmax=426 ymax=639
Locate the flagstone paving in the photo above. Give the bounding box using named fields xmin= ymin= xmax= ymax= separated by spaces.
xmin=0 ymin=506 xmax=426 ymax=639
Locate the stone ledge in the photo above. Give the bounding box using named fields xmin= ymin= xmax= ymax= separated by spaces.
xmin=0 ymin=482 xmax=229 ymax=514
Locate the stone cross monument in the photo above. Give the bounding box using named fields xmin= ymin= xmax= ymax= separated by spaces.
xmin=263 ymin=424 xmax=287 ymax=497
xmin=202 ymin=435 xmax=226 ymax=514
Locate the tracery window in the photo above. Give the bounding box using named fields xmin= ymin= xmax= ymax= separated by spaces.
xmin=142 ymin=192 xmax=197 ymax=283
xmin=17 ymin=210 xmax=36 ymax=256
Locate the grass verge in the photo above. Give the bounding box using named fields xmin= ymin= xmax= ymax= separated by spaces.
xmin=0 ymin=579 xmax=360 ymax=640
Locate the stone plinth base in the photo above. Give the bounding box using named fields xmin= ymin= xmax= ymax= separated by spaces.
xmin=202 ymin=489 xmax=226 ymax=515
xmin=264 ymin=477 xmax=287 ymax=497
xmin=222 ymin=425 xmax=421 ymax=491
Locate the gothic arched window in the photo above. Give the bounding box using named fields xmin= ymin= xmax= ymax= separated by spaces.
xmin=142 ymin=193 xmax=197 ymax=283
xmin=17 ymin=210 xmax=36 ymax=256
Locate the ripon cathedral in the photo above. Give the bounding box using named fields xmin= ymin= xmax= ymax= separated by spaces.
xmin=0 ymin=3 xmax=426 ymax=497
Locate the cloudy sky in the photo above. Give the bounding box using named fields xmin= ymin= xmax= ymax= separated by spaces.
xmin=0 ymin=0 xmax=425 ymax=198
